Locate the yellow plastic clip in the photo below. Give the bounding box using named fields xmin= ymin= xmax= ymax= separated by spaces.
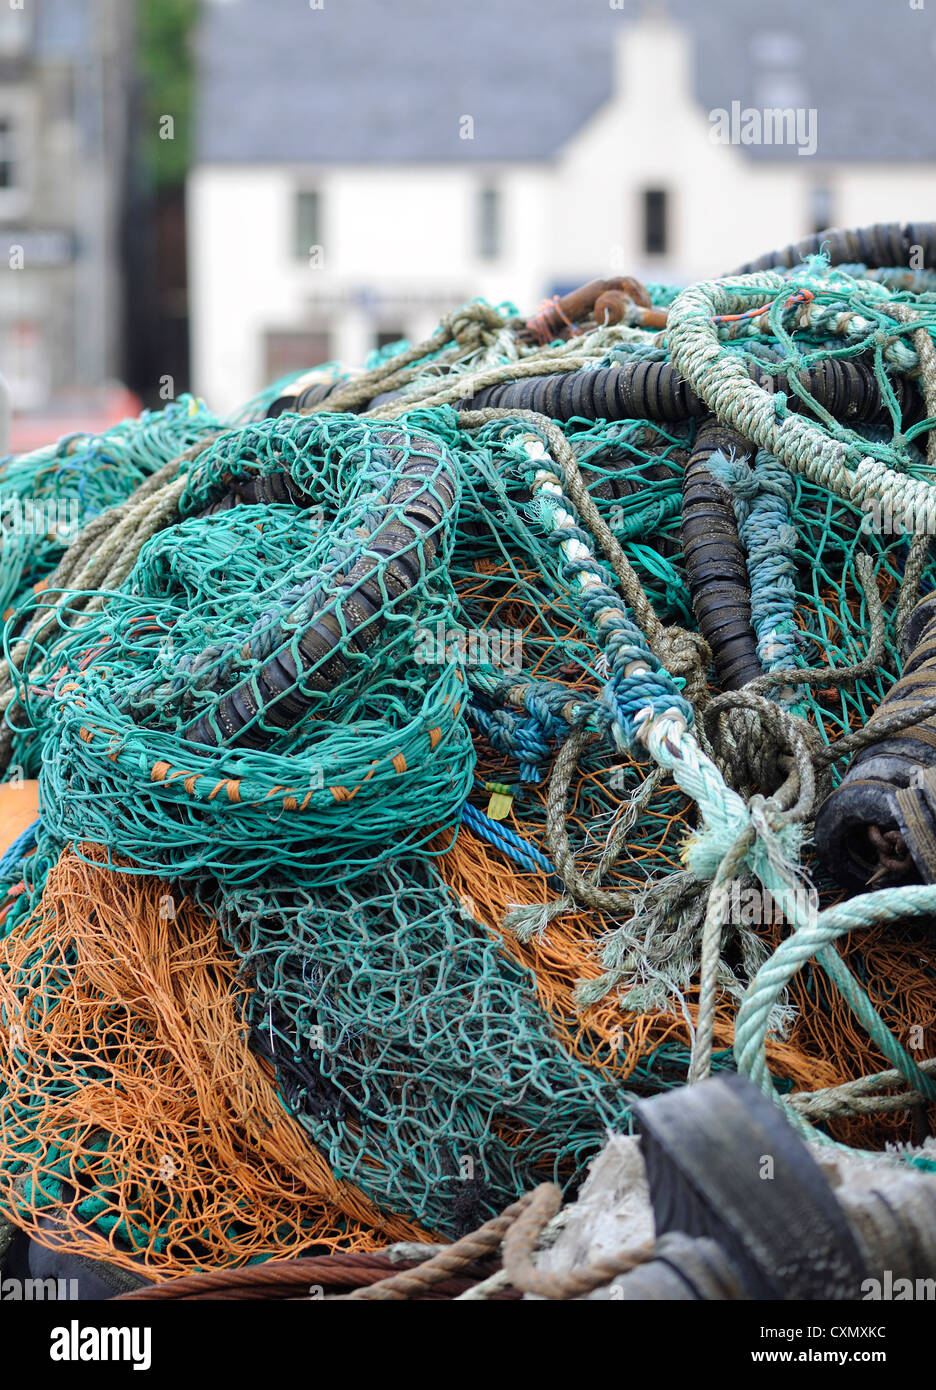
xmin=485 ymin=781 xmax=513 ymax=821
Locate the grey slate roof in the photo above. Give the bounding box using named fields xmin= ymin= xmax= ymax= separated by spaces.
xmin=194 ymin=0 xmax=936 ymax=165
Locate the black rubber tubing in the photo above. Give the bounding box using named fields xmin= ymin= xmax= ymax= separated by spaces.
xmin=264 ymin=224 xmax=936 ymax=421
xmin=462 ymin=356 xmax=918 ymax=426
xmin=635 ymin=1074 xmax=869 ymax=1301
xmin=729 ymin=220 xmax=936 ymax=276
xmin=266 ymin=379 xmax=338 ymax=417
xmin=814 ymin=590 xmax=936 ymax=892
xmin=681 ymin=418 xmax=763 ymax=692
xmin=203 ymin=467 xmax=321 ymax=514
xmin=186 ymin=427 xmax=457 ymax=749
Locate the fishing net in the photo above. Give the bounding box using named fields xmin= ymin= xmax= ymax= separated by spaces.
xmin=2 ymin=244 xmax=936 ymax=1276
xmin=211 ymin=859 xmax=630 ymax=1235
xmin=0 ymin=843 xmax=427 ymax=1275
xmin=0 ymin=395 xmax=220 ymax=619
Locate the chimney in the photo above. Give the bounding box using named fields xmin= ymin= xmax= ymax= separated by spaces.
xmin=614 ymin=2 xmax=692 ymax=110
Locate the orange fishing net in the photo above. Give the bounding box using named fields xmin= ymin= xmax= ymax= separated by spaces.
xmin=0 ymin=781 xmax=39 ymax=857
xmin=438 ymin=825 xmax=936 ymax=1149
xmin=0 ymin=843 xmax=428 ymax=1279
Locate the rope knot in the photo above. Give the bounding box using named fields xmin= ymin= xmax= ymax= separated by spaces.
xmin=702 ymin=689 xmax=827 ymax=819
xmin=655 ymin=625 xmax=711 ymax=709
xmin=447 ymin=302 xmax=506 ymax=350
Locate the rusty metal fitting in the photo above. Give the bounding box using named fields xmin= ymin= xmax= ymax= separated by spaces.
xmin=520 ymin=276 xmax=656 ymax=345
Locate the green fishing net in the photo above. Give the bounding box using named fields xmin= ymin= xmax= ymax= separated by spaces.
xmin=1 ymin=255 xmax=936 ymax=1263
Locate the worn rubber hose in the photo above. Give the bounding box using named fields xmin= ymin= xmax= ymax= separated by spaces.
xmin=271 ymin=317 xmax=920 ymax=424
xmin=681 ymin=418 xmax=763 ymax=691
xmin=186 ymin=425 xmax=457 ymax=748
xmin=462 ymin=356 xmax=916 ymax=426
xmin=729 ymin=221 xmax=936 ymax=276
xmin=583 ymin=442 xmax=685 ymax=559
xmin=635 ymin=1074 xmax=870 ymax=1301
xmin=266 ymin=379 xmax=339 ymax=417
xmin=815 ymin=590 xmax=936 ymax=891
xmin=203 ymin=468 xmax=321 ymax=513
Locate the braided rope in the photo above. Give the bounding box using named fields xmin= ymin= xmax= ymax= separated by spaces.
xmin=667 ymin=272 xmax=936 ymax=526
xmin=735 ymin=883 xmax=936 ymax=1133
xmin=790 ymin=1056 xmax=936 ymax=1121
xmin=343 ymin=1190 xmax=538 ymax=1300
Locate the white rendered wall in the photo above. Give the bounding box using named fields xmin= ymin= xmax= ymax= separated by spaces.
xmin=189 ymin=15 xmax=934 ymax=414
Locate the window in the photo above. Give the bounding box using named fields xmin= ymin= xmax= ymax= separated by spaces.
xmin=0 ymin=317 xmax=47 ymax=411
xmin=0 ymin=7 xmax=28 ymax=56
xmin=750 ymin=30 xmax=806 ymax=110
xmin=476 ymin=186 xmax=501 ymax=260
xmin=809 ymin=186 xmax=834 ymax=236
xmin=0 ymin=98 xmax=29 ymax=215
xmin=295 ymin=190 xmax=322 ymax=260
xmin=0 ymin=118 xmax=16 ymax=190
xmin=755 ymin=74 xmax=807 ymax=110
xmin=642 ymin=189 xmax=668 ymax=257
xmin=749 ymin=32 xmax=803 ymax=66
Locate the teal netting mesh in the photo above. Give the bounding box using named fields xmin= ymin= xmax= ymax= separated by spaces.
xmin=0 ymin=257 xmax=935 ymax=1273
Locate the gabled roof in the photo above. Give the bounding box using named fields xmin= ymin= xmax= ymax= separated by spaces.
xmin=194 ymin=0 xmax=936 ymax=164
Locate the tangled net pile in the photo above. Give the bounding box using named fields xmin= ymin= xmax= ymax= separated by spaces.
xmin=3 ymin=222 xmax=936 ymax=1281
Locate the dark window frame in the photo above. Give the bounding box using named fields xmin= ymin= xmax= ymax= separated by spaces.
xmin=295 ymin=189 xmax=323 ymax=260
xmin=476 ymin=185 xmax=501 ymax=261
xmin=809 ymin=185 xmax=834 ymax=237
xmin=0 ymin=116 xmax=16 ymax=190
xmin=642 ymin=188 xmax=669 ymax=257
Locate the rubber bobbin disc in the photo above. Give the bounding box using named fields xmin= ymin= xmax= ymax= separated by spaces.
xmin=633 ymin=1074 xmax=870 ymax=1300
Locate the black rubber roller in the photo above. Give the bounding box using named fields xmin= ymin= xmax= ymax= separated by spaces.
xmin=634 ymin=1074 xmax=869 ymax=1300
xmin=815 ymin=589 xmax=936 ymax=891
xmin=186 ymin=428 xmax=458 ymax=749
xmin=729 ymin=221 xmax=935 ymax=276
xmin=681 ymin=418 xmax=763 ymax=691
xmin=462 ymin=357 xmax=917 ymax=427
xmin=266 ymin=378 xmax=340 ymax=418
xmin=582 ymin=442 xmax=685 ymax=560
xmin=203 ymin=468 xmax=321 ymax=515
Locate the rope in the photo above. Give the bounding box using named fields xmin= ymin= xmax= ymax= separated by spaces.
xmin=735 ymin=882 xmax=936 ymax=1135
xmin=5 ymin=257 xmax=936 ymax=1271
xmin=343 ymin=1190 xmax=539 ymax=1300
xmin=499 ymin=1182 xmax=654 ymax=1298
xmin=789 ymin=1056 xmax=936 ymax=1122
xmin=118 ymin=1251 xmax=512 ymax=1301
xmin=667 ymin=272 xmax=936 ymax=526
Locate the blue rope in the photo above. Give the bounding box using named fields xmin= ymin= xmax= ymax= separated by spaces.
xmin=0 ymin=817 xmax=39 ymax=881
xmin=706 ymin=447 xmax=804 ymax=692
xmin=460 ymin=802 xmax=558 ymax=879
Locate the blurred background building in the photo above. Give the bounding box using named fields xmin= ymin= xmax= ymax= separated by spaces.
xmin=188 ymin=0 xmax=936 ymax=416
xmin=2 ymin=0 xmax=936 ymax=432
xmin=0 ymin=0 xmax=137 ymax=450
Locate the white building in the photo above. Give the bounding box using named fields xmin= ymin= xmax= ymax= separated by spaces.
xmin=189 ymin=0 xmax=936 ymax=416
xmin=0 ymin=0 xmax=132 ymax=414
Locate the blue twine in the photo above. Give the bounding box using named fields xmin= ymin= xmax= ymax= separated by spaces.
xmin=460 ymin=802 xmax=558 ymax=880
xmin=706 ymin=447 xmax=804 ymax=685
xmin=0 ymin=817 xmax=40 ymax=881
